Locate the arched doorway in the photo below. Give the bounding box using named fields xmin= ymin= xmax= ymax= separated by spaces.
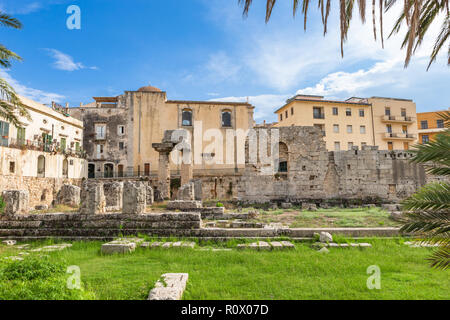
xmin=88 ymin=163 xmax=95 ymax=179
xmin=118 ymin=164 xmax=124 ymax=178
xmin=62 ymin=159 xmax=68 ymax=178
xmin=37 ymin=155 xmax=45 ymax=177
xmin=104 ymin=163 xmax=114 ymax=178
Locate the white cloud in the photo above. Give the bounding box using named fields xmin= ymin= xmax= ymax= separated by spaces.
xmin=0 ymin=70 xmax=65 ymax=104
xmin=0 ymin=1 xmax=42 ymax=14
xmin=205 ymin=52 xmax=241 ymax=81
xmin=45 ymin=49 xmax=98 ymax=71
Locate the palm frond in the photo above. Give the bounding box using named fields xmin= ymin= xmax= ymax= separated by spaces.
xmin=428 ymin=246 xmax=450 ymax=269
xmin=0 ymin=78 xmax=30 ymax=127
xmin=0 ymin=12 xmax=22 ymax=29
xmin=402 ymin=182 xmax=450 ymax=211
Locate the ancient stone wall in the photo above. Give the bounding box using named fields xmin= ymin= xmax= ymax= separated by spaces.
xmin=0 ymin=175 xmax=83 ymax=209
xmin=0 ymin=213 xmax=201 ymax=238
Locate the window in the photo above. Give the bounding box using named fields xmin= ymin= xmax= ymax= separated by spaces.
xmin=104 ymin=163 xmax=114 ymax=178
xmin=334 ymin=142 xmax=341 ymax=151
xmin=313 ymin=107 xmax=324 ymax=119
xmin=278 ymin=161 xmax=288 ymax=173
xmin=332 ymin=107 xmax=338 ymax=116
xmin=359 ymin=109 xmax=365 ymax=117
xmin=386 ymin=124 xmax=392 ymax=134
xmin=285 ymin=110 xmax=288 ymax=119
xmin=348 ymin=142 xmax=354 ymax=150
xmin=280 ymin=114 xmax=283 ymax=121
xmin=0 ymin=120 xmax=9 ymax=147
xmin=118 ymin=165 xmax=124 ymax=178
xmin=346 ymin=108 xmax=352 ymax=116
xmin=403 ymin=142 xmax=409 ymax=150
xmin=347 ymin=125 xmax=353 ymax=133
xmin=9 ymin=161 xmax=15 ymax=174
xmin=422 ymin=135 xmax=429 ymax=143
xmin=75 ymin=142 xmax=80 ymax=152
xmin=388 ymin=142 xmax=394 ymax=151
xmin=96 ymin=144 xmax=104 ymax=159
xmin=401 ymin=108 xmax=407 ymax=117
xmin=402 ymin=125 xmax=408 ymax=134
xmin=437 ymin=119 xmax=444 ymax=128
xmin=277 ymin=142 xmax=288 ymax=173
xmin=182 ymin=109 xmax=193 ymax=126
xmin=360 ymin=126 xmax=366 ymax=134
xmin=385 ymin=107 xmax=391 ymax=116
xmin=291 ymin=108 xmax=294 ymax=115
xmin=118 ymin=125 xmax=125 ymax=136
xmin=95 ymin=124 xmax=106 ymax=139
xmin=222 ymin=110 xmax=232 ymax=127
xmin=17 ymin=127 xmax=26 ymax=145
xmin=421 ymin=120 xmax=428 ymax=129
xmin=119 ymin=142 xmax=124 ymax=150
xmin=60 ymin=137 xmax=66 ymax=152
xmin=333 ymin=124 xmax=339 ymax=133
xmin=144 ymin=163 xmax=150 ymax=176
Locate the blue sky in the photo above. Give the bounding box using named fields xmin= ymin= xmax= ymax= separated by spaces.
xmin=1 ymin=0 xmax=449 ymax=122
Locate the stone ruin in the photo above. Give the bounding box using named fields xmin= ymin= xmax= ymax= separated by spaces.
xmin=123 ymin=181 xmax=147 ymax=214
xmin=80 ymin=181 xmax=106 ymax=215
xmin=1 ymin=190 xmax=29 ymax=215
xmin=104 ymin=181 xmax=124 ymax=211
xmin=56 ymin=184 xmax=81 ymax=207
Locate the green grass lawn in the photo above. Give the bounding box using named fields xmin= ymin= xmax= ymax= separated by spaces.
xmin=1 ymin=238 xmax=448 ymax=300
xmin=249 ymin=207 xmax=400 ymax=228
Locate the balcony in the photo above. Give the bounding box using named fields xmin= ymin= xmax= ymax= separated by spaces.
xmin=381 ymin=115 xmax=415 ymax=124
xmin=2 ymin=137 xmax=86 ymax=158
xmin=383 ymin=133 xmax=417 ymax=140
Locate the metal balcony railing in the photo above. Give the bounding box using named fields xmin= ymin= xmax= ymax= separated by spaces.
xmin=2 ymin=137 xmax=86 ymax=158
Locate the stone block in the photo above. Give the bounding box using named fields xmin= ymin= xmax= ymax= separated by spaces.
xmin=35 ymin=205 xmax=49 ymax=211
xmin=2 ymin=190 xmax=29 ymax=215
xmin=101 ymin=241 xmax=136 ymax=254
xmin=104 ymin=182 xmax=123 ymax=209
xmin=258 ymin=241 xmax=271 ymax=251
xmin=269 ymin=241 xmax=283 ymax=250
xmin=320 ymin=232 xmax=333 ymax=243
xmin=319 ymin=247 xmax=330 ymax=254
xmin=390 ymin=211 xmax=403 ymax=221
xmin=123 ymin=181 xmax=146 ymax=214
xmin=148 ymin=273 xmax=189 ymax=300
xmin=80 ymin=181 xmax=106 ymax=215
xmin=146 ymin=185 xmax=154 ymax=206
xmin=166 ymin=200 xmax=202 ymax=211
xmin=177 ymin=183 xmax=195 ymax=201
xmin=302 ymin=203 xmax=318 ymax=211
xmin=2 ymin=240 xmax=16 ymax=246
xmin=281 ymin=203 xmax=292 ymax=209
xmin=56 ymin=184 xmax=81 ymax=207
xmin=280 ymin=241 xmax=295 ymax=249
xmin=191 ymin=179 xmax=203 ymax=201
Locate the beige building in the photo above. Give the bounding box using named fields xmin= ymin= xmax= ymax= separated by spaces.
xmin=274 ymin=95 xmax=418 ymax=151
xmin=68 ymin=86 xmax=254 ymax=178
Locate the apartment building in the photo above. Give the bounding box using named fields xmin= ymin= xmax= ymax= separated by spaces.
xmin=417 ymin=110 xmax=448 ymax=143
xmin=274 ymin=95 xmax=418 ymax=151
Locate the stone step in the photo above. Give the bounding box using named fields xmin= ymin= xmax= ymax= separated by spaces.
xmin=148 ymin=273 xmax=189 ymax=300
xmin=237 ymin=241 xmax=295 ymax=251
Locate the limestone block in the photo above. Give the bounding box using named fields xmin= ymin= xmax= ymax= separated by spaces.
xmin=191 ymin=179 xmax=203 ymax=201
xmin=80 ymin=181 xmax=106 ymax=215
xmin=302 ymin=203 xmax=318 ymax=211
xmin=269 ymin=241 xmax=283 ymax=250
xmin=166 ymin=200 xmax=202 ymax=211
xmin=390 ymin=211 xmax=403 ymax=221
xmin=148 ymin=273 xmax=189 ymax=300
xmin=382 ymin=204 xmax=400 ymax=212
xmin=2 ymin=190 xmax=29 ymax=215
xmin=2 ymin=240 xmax=16 ymax=246
xmin=101 ymin=241 xmax=136 ymax=254
xmin=258 ymin=241 xmax=271 ymax=251
xmin=280 ymin=241 xmax=295 ymax=249
xmin=281 ymin=203 xmax=292 ymax=209
xmin=123 ymin=181 xmax=146 ymax=214
xmin=104 ymin=182 xmax=123 ymax=209
xmin=146 ymin=185 xmax=154 ymax=206
xmin=177 ymin=183 xmax=195 ymax=201
xmin=319 ymin=232 xmax=333 ymax=243
xmin=359 ymin=243 xmax=372 ymax=248
xmin=56 ymin=184 xmax=81 ymax=207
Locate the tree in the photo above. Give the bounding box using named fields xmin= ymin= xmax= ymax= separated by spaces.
xmin=238 ymin=0 xmax=450 ymax=69
xmin=401 ymin=111 xmax=450 ymax=270
xmin=0 ymin=12 xmax=29 ymax=128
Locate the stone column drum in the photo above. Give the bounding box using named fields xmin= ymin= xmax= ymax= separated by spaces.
xmin=2 ymin=190 xmax=29 ymax=215
xmin=79 ymin=181 xmax=106 ymax=214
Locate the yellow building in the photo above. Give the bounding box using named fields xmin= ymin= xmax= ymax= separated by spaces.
xmin=69 ymin=86 xmax=255 ymax=178
xmin=417 ymin=110 xmax=448 ymax=144
xmin=274 ymin=95 xmax=418 ymax=151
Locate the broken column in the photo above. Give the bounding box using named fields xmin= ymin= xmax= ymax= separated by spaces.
xmin=79 ymin=181 xmax=106 ymax=214
xmin=56 ymin=184 xmax=81 ymax=207
xmin=104 ymin=181 xmax=124 ymax=210
xmin=152 ymin=143 xmax=175 ymax=200
xmin=123 ymin=181 xmax=146 ymax=214
xmin=146 ymin=184 xmax=154 ymax=206
xmin=2 ymin=190 xmax=29 ymax=215
xmin=177 ymin=182 xmax=195 ymax=201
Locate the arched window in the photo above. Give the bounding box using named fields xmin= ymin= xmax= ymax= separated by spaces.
xmin=37 ymin=155 xmax=45 ymax=177
xmin=182 ymin=109 xmax=192 ymax=126
xmin=222 ymin=110 xmax=232 ymax=127
xmin=62 ymin=159 xmax=68 ymax=178
xmin=277 ymin=142 xmax=289 ymax=173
